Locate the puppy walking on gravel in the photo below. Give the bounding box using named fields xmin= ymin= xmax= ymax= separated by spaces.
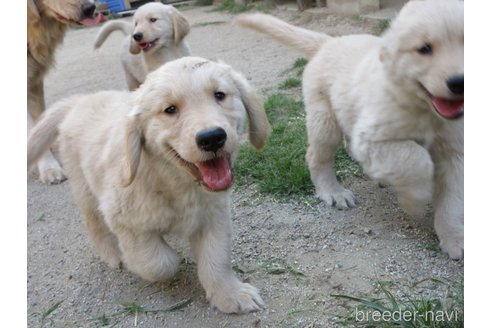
xmin=27 ymin=57 xmax=270 ymax=313
xmin=94 ymin=2 xmax=191 ymax=90
xmin=235 ymin=0 xmax=464 ymax=259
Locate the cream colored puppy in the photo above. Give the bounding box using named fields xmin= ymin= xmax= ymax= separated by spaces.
xmin=235 ymin=0 xmax=464 ymax=259
xmin=94 ymin=2 xmax=191 ymax=90
xmin=27 ymin=57 xmax=270 ymax=313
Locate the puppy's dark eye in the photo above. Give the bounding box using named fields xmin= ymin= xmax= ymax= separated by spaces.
xmin=150 ymin=18 xmax=157 ymax=23
xmin=163 ymin=106 xmax=178 ymax=115
xmin=417 ymin=43 xmax=433 ymax=55
xmin=214 ymin=92 xmax=226 ymax=101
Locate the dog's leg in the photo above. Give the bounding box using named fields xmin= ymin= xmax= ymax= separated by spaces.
xmin=190 ymin=208 xmax=264 ymax=313
xmin=124 ymin=70 xmax=141 ymax=92
xmin=431 ymin=123 xmax=464 ymax=260
xmin=63 ymin=169 xmax=123 ymax=267
xmin=85 ymin=209 xmax=123 ymax=268
xmin=116 ymin=229 xmax=180 ymax=281
xmin=355 ymin=140 xmax=434 ymax=216
xmin=433 ymin=158 xmax=463 ymax=259
xmin=28 ymin=80 xmax=66 ymax=184
xmin=305 ymin=99 xmax=355 ymax=209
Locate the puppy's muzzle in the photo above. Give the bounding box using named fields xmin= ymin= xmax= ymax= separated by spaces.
xmin=196 ymin=127 xmax=227 ymax=153
xmin=447 ymin=75 xmax=464 ymax=96
xmin=133 ymin=32 xmax=144 ymax=42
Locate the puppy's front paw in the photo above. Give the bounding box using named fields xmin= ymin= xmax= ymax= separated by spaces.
xmin=209 ymin=282 xmax=265 ymax=314
xmin=318 ymin=188 xmax=356 ymax=209
xmin=439 ymin=234 xmax=464 ymax=260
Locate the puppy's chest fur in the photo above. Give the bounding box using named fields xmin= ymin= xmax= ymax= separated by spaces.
xmin=101 ymin=167 xmax=229 ymax=237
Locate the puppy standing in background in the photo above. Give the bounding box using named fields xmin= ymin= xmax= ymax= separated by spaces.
xmin=94 ymin=2 xmax=191 ymax=90
xmin=27 ymin=57 xmax=270 ymax=313
xmin=28 ymin=0 xmax=104 ymax=184
xmin=235 ymin=0 xmax=464 ymax=259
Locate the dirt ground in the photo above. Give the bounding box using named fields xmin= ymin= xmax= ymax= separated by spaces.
xmin=27 ymin=4 xmax=463 ymax=327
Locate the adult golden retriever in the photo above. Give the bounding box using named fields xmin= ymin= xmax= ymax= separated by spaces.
xmin=235 ymin=0 xmax=464 ymax=259
xmin=27 ymin=0 xmax=104 ymax=184
xmin=27 ymin=57 xmax=270 ymax=313
xmin=94 ymin=2 xmax=191 ymax=90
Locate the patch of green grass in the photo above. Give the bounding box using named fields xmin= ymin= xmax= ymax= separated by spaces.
xmin=194 ymin=0 xmax=213 ymax=6
xmin=214 ymin=0 xmax=275 ymax=14
xmin=377 ymin=18 xmax=392 ymax=35
xmin=279 ymin=77 xmax=302 ymax=90
xmin=236 ymin=92 xmax=362 ymax=198
xmin=193 ymin=20 xmax=226 ymax=27
xmin=30 ymin=300 xmax=64 ymax=328
xmin=215 ymin=0 xmax=253 ymax=13
xmin=263 ymin=258 xmax=305 ymax=277
xmin=292 ymin=57 xmax=308 ymax=77
xmin=332 ymin=277 xmax=464 ymax=327
xmin=235 ymin=93 xmax=313 ymax=197
xmin=235 ymin=59 xmax=363 ymax=199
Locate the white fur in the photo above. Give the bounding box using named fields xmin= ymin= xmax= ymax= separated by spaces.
xmin=94 ymin=2 xmax=191 ymax=90
xmin=235 ymin=0 xmax=464 ymax=259
xmin=27 ymin=57 xmax=271 ymax=313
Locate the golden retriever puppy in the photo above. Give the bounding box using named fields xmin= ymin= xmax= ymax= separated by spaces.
xmin=27 ymin=57 xmax=270 ymax=313
xmin=235 ymin=0 xmax=464 ymax=259
xmin=27 ymin=0 xmax=104 ymax=184
xmin=94 ymin=2 xmax=191 ymax=90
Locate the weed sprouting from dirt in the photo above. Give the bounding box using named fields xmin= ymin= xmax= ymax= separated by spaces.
xmin=332 ymin=277 xmax=464 ymax=327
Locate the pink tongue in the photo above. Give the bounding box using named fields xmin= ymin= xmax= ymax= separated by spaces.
xmin=432 ymin=98 xmax=464 ymax=119
xmin=140 ymin=43 xmax=150 ymax=49
xmin=80 ymin=13 xmax=105 ymax=26
xmin=196 ymin=157 xmax=233 ymax=191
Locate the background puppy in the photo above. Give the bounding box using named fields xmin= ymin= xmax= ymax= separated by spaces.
xmin=94 ymin=2 xmax=191 ymax=90
xmin=27 ymin=57 xmax=270 ymax=313
xmin=28 ymin=0 xmax=104 ymax=184
xmin=235 ymin=0 xmax=464 ymax=259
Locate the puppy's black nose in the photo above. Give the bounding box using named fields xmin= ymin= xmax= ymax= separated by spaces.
xmin=447 ymin=75 xmax=464 ymax=95
xmin=196 ymin=127 xmax=227 ymax=153
xmin=81 ymin=2 xmax=96 ymax=18
xmin=133 ymin=32 xmax=143 ymax=42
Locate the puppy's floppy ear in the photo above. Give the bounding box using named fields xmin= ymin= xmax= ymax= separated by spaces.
xmin=121 ymin=106 xmax=144 ymax=187
xmin=129 ymin=38 xmax=141 ymax=55
xmin=28 ymin=0 xmax=41 ymax=22
xmin=171 ymin=8 xmax=190 ymax=45
xmin=232 ymin=72 xmax=271 ymax=149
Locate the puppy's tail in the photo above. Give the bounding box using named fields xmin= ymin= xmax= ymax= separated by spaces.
xmin=94 ymin=20 xmax=132 ymax=49
xmin=27 ymin=99 xmax=72 ymax=167
xmin=234 ymin=13 xmax=328 ymax=58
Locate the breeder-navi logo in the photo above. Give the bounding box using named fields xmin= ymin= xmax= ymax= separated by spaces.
xmin=355 ymin=307 xmax=460 ymax=323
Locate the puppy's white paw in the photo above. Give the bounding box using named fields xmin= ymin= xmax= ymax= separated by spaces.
xmin=318 ymin=189 xmax=356 ymax=209
xmin=38 ymin=159 xmax=66 ymax=184
xmin=39 ymin=167 xmax=66 ymax=184
xmin=439 ymin=234 xmax=464 ymax=260
xmin=209 ymin=282 xmax=265 ymax=314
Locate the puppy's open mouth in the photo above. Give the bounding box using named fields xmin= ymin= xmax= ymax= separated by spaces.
xmin=54 ymin=12 xmax=105 ymax=26
xmin=419 ymin=84 xmax=464 ymax=119
xmin=169 ymin=148 xmax=233 ymax=192
xmin=139 ymin=39 xmax=159 ymax=51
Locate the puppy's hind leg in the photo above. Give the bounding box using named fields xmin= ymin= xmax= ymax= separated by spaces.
xmin=28 ymin=85 xmax=65 ymax=184
xmin=70 ymin=182 xmax=122 ymax=268
xmin=305 ymin=98 xmax=355 ymax=209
